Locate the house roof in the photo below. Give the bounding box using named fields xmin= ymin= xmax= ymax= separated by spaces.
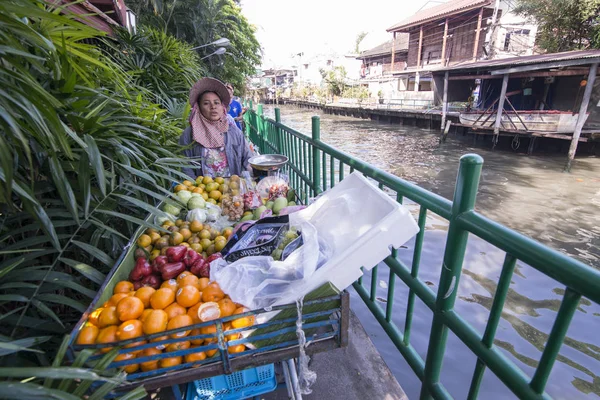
xmin=435 ymin=50 xmax=600 ymax=73
xmin=387 ymin=0 xmax=492 ymax=32
xmin=356 ymin=34 xmax=409 ymax=60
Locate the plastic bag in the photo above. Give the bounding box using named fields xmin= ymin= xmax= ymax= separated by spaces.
xmin=204 ymin=203 xmax=221 ymax=222
xmin=211 ymin=219 xmax=331 ymax=310
xmin=241 ymin=171 xmax=262 ymax=210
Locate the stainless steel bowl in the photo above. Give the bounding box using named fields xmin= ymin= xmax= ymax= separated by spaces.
xmin=248 ymin=154 xmax=289 ymax=171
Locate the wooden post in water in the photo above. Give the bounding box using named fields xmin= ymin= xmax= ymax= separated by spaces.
xmin=565 ymin=62 xmax=598 ymax=172
xmin=494 ymin=74 xmax=509 ymax=135
xmin=441 ymin=71 xmax=449 ymax=130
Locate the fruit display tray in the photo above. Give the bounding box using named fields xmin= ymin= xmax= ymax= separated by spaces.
xmin=66 ymin=213 xmax=348 ymax=397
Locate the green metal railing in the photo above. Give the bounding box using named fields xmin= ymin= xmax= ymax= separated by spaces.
xmin=243 ymin=103 xmax=600 ymax=400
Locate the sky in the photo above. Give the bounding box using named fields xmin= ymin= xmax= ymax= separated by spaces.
xmin=241 ymin=0 xmax=436 ymax=68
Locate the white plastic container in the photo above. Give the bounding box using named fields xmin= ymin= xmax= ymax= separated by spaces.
xmin=274 ymin=171 xmax=420 ymax=306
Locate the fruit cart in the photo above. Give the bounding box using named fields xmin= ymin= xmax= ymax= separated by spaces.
xmin=66 ymin=208 xmax=349 ymax=399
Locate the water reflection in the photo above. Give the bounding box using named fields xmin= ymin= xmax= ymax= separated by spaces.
xmin=262 ymin=105 xmax=600 ymax=398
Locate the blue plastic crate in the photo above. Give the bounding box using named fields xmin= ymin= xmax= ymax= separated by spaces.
xmin=186 ymin=364 xmax=277 ymax=400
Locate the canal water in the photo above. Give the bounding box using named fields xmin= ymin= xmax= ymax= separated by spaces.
xmin=261 ymin=105 xmax=600 ymax=399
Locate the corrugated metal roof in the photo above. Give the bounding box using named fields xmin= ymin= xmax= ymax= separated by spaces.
xmin=435 ymin=50 xmax=600 ymax=72
xmin=387 ymin=0 xmax=491 ymax=32
xmin=356 ymin=34 xmax=410 ymax=59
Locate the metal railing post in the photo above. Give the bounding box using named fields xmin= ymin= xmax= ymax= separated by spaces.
xmin=257 ymin=104 xmax=265 ymax=153
xmin=275 ymin=108 xmax=283 ymax=153
xmin=420 ymin=154 xmax=483 ymax=399
xmin=311 ymin=116 xmax=322 ymax=195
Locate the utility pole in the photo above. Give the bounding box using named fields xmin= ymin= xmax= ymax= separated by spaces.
xmin=483 ymin=0 xmax=500 ymax=59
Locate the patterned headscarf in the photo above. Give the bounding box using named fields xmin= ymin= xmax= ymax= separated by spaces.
xmin=189 ymin=100 xmax=229 ymax=149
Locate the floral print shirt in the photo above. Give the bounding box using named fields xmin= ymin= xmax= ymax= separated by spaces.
xmin=204 ymin=147 xmax=230 ymax=177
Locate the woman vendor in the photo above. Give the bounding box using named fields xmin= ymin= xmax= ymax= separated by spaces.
xmin=180 ymin=77 xmax=253 ymax=178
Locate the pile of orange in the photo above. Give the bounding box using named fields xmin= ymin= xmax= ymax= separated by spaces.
xmin=76 ymin=275 xmax=255 ymax=374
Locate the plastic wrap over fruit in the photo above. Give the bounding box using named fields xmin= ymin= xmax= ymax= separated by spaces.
xmin=211 ymin=220 xmax=331 ymax=310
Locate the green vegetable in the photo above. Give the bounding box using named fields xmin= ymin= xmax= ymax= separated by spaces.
xmin=177 ymin=190 xmax=193 ymax=204
xmin=163 ymin=203 xmax=181 ymax=216
xmin=253 ymin=206 xmax=267 ymax=220
xmin=287 ymin=189 xmax=296 ymax=202
xmin=187 ymin=196 xmax=206 ymax=210
xmin=265 ymin=201 xmax=274 ymax=210
xmin=273 ymin=197 xmax=288 ymax=214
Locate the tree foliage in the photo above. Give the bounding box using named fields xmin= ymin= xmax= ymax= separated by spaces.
xmin=320 ymin=66 xmax=348 ymax=96
xmin=354 ymin=31 xmax=368 ymax=54
xmin=129 ymin=0 xmax=262 ymax=94
xmin=0 ymin=1 xmax=194 ymax=395
xmin=514 ymin=0 xmax=600 ymax=52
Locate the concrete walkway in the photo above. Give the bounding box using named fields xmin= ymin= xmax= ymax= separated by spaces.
xmin=263 ymin=311 xmax=408 ymax=400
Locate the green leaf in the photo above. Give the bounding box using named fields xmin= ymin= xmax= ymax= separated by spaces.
xmin=59 ymin=258 xmax=106 ymax=285
xmin=0 ymin=367 xmax=121 ymax=382
xmin=0 ymin=382 xmax=80 ymax=400
xmin=95 ymin=209 xmax=157 ymax=231
xmin=78 ymin=151 xmax=91 ymax=218
xmin=71 ymin=240 xmax=114 ymax=267
xmin=116 ymin=386 xmax=147 ymax=400
xmin=113 ymin=193 xmax=167 ymax=219
xmin=31 ymin=299 xmax=65 ymax=328
xmin=36 ymin=294 xmax=87 ymax=313
xmin=0 ymin=257 xmax=24 ymax=280
xmin=88 ymin=218 xmax=130 ymax=241
xmin=48 ymin=155 xmax=79 ymax=224
xmin=84 ymin=134 xmax=106 ymax=197
xmin=0 ymin=336 xmax=51 ymax=356
xmin=21 ymin=200 xmax=62 ymax=251
xmin=0 ymin=294 xmax=29 ymax=303
xmin=47 ymin=278 xmax=96 ymax=299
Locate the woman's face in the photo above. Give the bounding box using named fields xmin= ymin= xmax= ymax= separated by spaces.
xmin=199 ymin=92 xmax=223 ymax=121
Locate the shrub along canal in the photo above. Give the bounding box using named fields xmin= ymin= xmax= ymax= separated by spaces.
xmin=261 ymin=104 xmax=600 ymax=399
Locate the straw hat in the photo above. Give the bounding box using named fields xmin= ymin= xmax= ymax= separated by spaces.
xmin=189 ymin=77 xmax=231 ymax=106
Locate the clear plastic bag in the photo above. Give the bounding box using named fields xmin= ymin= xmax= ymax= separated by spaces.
xmin=211 ymin=220 xmax=331 ymax=310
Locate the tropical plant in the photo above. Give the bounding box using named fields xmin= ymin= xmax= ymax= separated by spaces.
xmin=129 ymin=0 xmax=262 ymax=94
xmin=321 ymin=66 xmax=348 ymax=97
xmin=105 ymin=26 xmax=205 ymax=104
xmin=514 ymin=0 xmax=600 ymax=52
xmin=0 ymin=0 xmax=195 ymax=396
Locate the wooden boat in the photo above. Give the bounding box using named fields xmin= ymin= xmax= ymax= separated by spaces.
xmin=459 ymin=110 xmax=588 ymax=133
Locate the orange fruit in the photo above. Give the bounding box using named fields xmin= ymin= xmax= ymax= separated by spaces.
xmin=185 ymin=349 xmax=207 ymax=364
xmin=114 ymin=352 xmax=138 ymax=374
xmin=150 ymin=288 xmax=175 ymax=310
xmin=161 ymin=279 xmax=178 ymax=292
xmin=124 ymin=340 xmax=147 ymax=355
xmin=116 ymin=296 xmax=144 ymax=321
xmin=183 ymin=180 xmax=194 ymax=187
xmin=137 ymin=234 xmax=152 ymax=248
xmin=159 ymin=356 xmax=182 ymax=368
xmin=201 ymin=284 xmax=224 ymax=302
xmin=76 ymin=325 xmax=99 ymax=345
xmin=166 ymin=340 xmax=191 ymax=353
xmin=190 ymin=220 xmax=203 ymax=233
xmin=179 ymin=228 xmax=192 ymax=241
xmin=176 ymin=285 xmax=201 ymax=308
xmin=88 ymin=307 xmax=103 ymax=326
xmin=217 ymin=298 xmax=236 ymax=317
xmin=116 ymin=319 xmax=143 ymax=341
xmin=98 ymin=306 xmax=119 ymax=328
xmin=164 ymin=303 xmax=187 ymax=320
xmin=198 ymin=302 xmax=221 ymax=322
xmin=200 ymin=324 xmax=217 ymax=337
xmin=206 ymin=348 xmax=219 ymax=357
xmin=96 ymin=325 xmax=118 ymax=353
xmin=189 ymin=329 xmax=204 ymax=345
xmin=222 ymin=228 xmax=233 ymax=239
xmin=140 ymin=309 xmax=153 ymax=322
xmin=134 ymin=287 xmax=156 ymax=308
xmin=167 ymin=314 xmax=193 ymax=339
xmin=114 ymin=281 xmax=134 ymax=294
xmin=177 ymin=271 xmax=191 ymax=282
xmin=198 ymin=278 xmax=210 ymax=290
xmin=231 ymin=307 xmax=255 ymax=329
xmin=187 ymin=303 xmax=202 ymax=324
xmin=178 ymin=274 xmax=199 ymax=289
xmin=150 ymin=335 xmax=169 ymax=351
xmin=142 ymin=310 xmax=169 ymax=335
xmin=107 ymin=293 xmax=129 ymax=307
xmin=174 ymin=184 xmax=187 ymax=193
xmin=140 ymin=347 xmax=162 ymax=372
xmin=226 ymin=332 xmax=241 ymax=342
xmin=228 ymin=344 xmax=246 ymax=354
